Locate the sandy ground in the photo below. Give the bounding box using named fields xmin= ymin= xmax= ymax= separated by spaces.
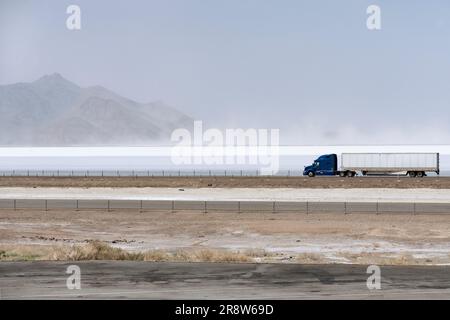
xmin=1 ymin=187 xmax=450 ymax=203
xmin=1 ymin=209 xmax=450 ymax=265
xmin=1 ymin=176 xmax=450 ymax=188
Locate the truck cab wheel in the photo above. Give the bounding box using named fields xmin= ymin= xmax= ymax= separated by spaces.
xmin=408 ymin=171 xmax=417 ymax=178
xmin=339 ymin=171 xmax=346 ymax=177
xmin=308 ymin=172 xmax=315 ymax=177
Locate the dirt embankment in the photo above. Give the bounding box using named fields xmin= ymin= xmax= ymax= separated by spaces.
xmin=0 ymin=176 xmax=449 ymax=188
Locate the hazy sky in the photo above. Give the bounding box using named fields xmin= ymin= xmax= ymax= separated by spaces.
xmin=1 ymin=0 xmax=450 ymax=144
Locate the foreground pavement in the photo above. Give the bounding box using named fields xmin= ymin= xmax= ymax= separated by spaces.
xmin=1 ymin=262 xmax=450 ymax=299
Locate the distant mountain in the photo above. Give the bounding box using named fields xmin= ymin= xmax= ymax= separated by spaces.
xmin=0 ymin=73 xmax=193 ymax=146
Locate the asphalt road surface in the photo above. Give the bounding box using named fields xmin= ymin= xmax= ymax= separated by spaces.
xmin=1 ymin=262 xmax=450 ymax=299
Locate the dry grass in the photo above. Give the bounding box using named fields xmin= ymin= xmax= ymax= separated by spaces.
xmin=2 ymin=243 xmax=449 ymax=265
xmin=49 ymin=241 xmax=145 ymax=261
xmin=0 ymin=244 xmax=52 ymax=261
xmin=0 ymin=242 xmax=252 ymax=263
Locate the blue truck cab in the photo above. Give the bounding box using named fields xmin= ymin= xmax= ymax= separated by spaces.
xmin=303 ymin=154 xmax=338 ymax=177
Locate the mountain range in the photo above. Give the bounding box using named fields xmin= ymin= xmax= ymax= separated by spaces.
xmin=0 ymin=74 xmax=193 ymax=146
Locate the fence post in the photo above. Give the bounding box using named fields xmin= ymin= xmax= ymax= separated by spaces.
xmin=344 ymin=202 xmax=347 ymax=215
xmin=140 ymin=200 xmax=143 ymax=213
xmin=45 ymin=200 xmax=48 ymax=211
xmin=238 ymin=201 xmax=241 ymax=214
xmin=306 ymin=201 xmax=309 ymax=214
xmin=171 ymin=200 xmax=175 ymax=213
xmin=204 ymin=201 xmax=207 ymax=214
xmin=272 ymin=201 xmax=276 ymax=214
xmin=376 ymin=202 xmax=379 ymax=215
xmin=14 ymin=199 xmax=16 ymax=211
xmin=107 ymin=200 xmax=110 ymax=212
xmin=413 ymin=202 xmax=416 ymax=215
xmin=76 ymin=200 xmax=79 ymax=211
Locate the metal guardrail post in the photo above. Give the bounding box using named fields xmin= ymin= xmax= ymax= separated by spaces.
xmin=107 ymin=200 xmax=110 ymax=212
xmin=344 ymin=202 xmax=347 ymax=215
xmin=140 ymin=200 xmax=143 ymax=212
xmin=376 ymin=202 xmax=379 ymax=215
xmin=171 ymin=200 xmax=175 ymax=213
xmin=238 ymin=201 xmax=241 ymax=213
xmin=272 ymin=201 xmax=276 ymax=214
xmin=14 ymin=199 xmax=16 ymax=211
xmin=204 ymin=201 xmax=207 ymax=214
xmin=306 ymin=201 xmax=309 ymax=214
xmin=413 ymin=202 xmax=416 ymax=215
xmin=76 ymin=199 xmax=79 ymax=210
xmin=45 ymin=200 xmax=48 ymax=211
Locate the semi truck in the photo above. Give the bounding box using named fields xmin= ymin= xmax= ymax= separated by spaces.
xmin=303 ymin=153 xmax=440 ymax=177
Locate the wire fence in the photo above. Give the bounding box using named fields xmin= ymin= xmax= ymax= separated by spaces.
xmin=1 ymin=199 xmax=449 ymax=215
xmin=0 ymin=169 xmax=305 ymax=177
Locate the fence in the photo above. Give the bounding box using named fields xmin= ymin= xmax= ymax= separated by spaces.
xmin=1 ymin=199 xmax=449 ymax=215
xmin=0 ymin=169 xmax=305 ymax=177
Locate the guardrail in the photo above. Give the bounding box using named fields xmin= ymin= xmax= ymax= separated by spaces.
xmin=1 ymin=199 xmax=449 ymax=215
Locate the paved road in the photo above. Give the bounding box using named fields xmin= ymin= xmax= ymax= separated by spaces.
xmin=1 ymin=262 xmax=450 ymax=299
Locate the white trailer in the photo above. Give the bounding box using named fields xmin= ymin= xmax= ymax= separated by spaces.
xmin=340 ymin=153 xmax=439 ymax=177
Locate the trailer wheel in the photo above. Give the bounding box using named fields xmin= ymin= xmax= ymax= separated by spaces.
xmin=416 ymin=171 xmax=424 ymax=178
xmin=308 ymin=172 xmax=315 ymax=177
xmin=348 ymin=171 xmax=355 ymax=177
xmin=408 ymin=171 xmax=417 ymax=178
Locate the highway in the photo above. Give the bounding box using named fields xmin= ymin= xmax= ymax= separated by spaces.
xmin=1 ymin=262 xmax=450 ymax=299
